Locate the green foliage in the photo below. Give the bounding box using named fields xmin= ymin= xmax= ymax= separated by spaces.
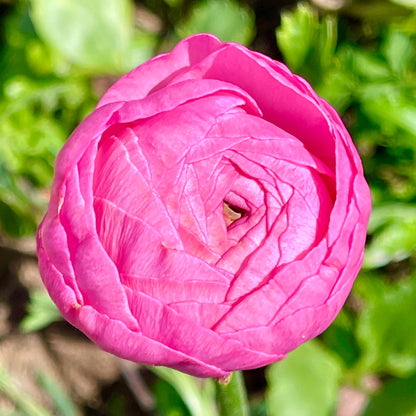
xmin=265 ymin=340 xmax=343 ymax=416
xmin=355 ymin=275 xmax=416 ymax=377
xmin=1 ymin=76 xmax=85 ymax=187
xmin=364 ymin=204 xmax=416 ymax=268
xmin=321 ymin=310 xmax=361 ymax=368
xmin=276 ymin=3 xmax=337 ymax=85
xmin=0 ymin=73 xmax=84 ymax=236
xmin=36 ymin=373 xmax=81 ymax=416
xmin=0 ymin=3 xmax=96 ymax=236
xmin=0 ymin=162 xmax=40 ymax=236
xmin=20 ymin=290 xmax=62 ymax=333
xmin=153 ymin=379 xmax=191 ymax=416
xmin=149 ymin=366 xmax=217 ymax=416
xmin=29 ymin=0 xmax=152 ymax=74
xmin=176 ymin=0 xmax=255 ymax=45
xmin=362 ymin=373 xmax=416 ymax=416
xmin=382 ymin=27 xmax=414 ymax=75
xmin=345 ymin=0 xmax=415 ymax=21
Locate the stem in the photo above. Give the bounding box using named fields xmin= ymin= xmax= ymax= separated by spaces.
xmin=216 ymin=371 xmax=249 ymax=416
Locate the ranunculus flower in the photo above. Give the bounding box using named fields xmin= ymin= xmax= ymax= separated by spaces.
xmin=37 ymin=34 xmax=371 ymax=378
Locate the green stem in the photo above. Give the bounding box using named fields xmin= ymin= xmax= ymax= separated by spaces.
xmin=216 ymin=371 xmax=249 ymax=416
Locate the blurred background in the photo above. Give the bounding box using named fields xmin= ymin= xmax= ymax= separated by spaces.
xmin=1 ymin=0 xmax=416 ymax=415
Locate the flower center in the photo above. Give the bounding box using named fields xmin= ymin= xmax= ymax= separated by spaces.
xmin=223 ymin=201 xmax=247 ymax=227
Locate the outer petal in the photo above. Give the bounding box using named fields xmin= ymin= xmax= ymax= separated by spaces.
xmin=96 ymin=34 xmax=224 ymax=107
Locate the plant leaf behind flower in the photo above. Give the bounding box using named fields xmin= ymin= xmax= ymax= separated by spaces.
xmin=176 ymin=0 xmax=255 ymax=45
xmin=29 ymin=0 xmax=143 ymax=74
xmin=20 ymin=290 xmax=62 ymax=333
xmin=265 ymin=340 xmax=342 ymax=416
xmin=149 ymin=366 xmax=217 ymax=416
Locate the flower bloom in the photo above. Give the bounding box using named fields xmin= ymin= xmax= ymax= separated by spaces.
xmin=37 ymin=34 xmax=371 ymax=378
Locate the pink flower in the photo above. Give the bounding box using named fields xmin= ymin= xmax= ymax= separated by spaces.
xmin=37 ymin=34 xmax=371 ymax=378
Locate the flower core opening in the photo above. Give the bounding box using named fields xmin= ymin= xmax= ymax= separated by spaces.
xmin=223 ymin=201 xmax=247 ymax=227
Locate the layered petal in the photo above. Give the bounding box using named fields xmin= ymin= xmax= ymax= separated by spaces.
xmin=37 ymin=33 xmax=371 ymax=377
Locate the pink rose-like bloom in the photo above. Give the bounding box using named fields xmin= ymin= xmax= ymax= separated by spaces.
xmin=37 ymin=34 xmax=371 ymax=378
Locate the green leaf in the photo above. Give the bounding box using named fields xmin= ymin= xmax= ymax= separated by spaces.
xmin=276 ymin=3 xmax=315 ymax=72
xmin=315 ymin=47 xmax=356 ymax=112
xmin=0 ymin=75 xmax=89 ymax=187
xmin=390 ymin=0 xmax=416 ymax=9
xmin=0 ymin=4 xmax=35 ymax=86
xmin=20 ymin=291 xmax=62 ymax=333
xmin=0 ymin=72 xmax=93 ymax=237
xmin=153 ymin=379 xmax=191 ymax=416
xmin=359 ymin=85 xmax=416 ymax=139
xmin=149 ymin=366 xmax=217 ymax=416
xmin=362 ymin=373 xmax=416 ymax=416
xmin=316 ymin=13 xmax=337 ymax=70
xmin=176 ymin=0 xmax=255 ymax=45
xmin=355 ymin=276 xmax=416 ymax=377
xmin=29 ymin=0 xmax=136 ymax=73
xmin=276 ymin=3 xmax=337 ymax=83
xmin=344 ymin=0 xmax=412 ymax=21
xmin=363 ymin=204 xmax=416 ymax=268
xmin=265 ymin=340 xmax=343 ymax=416
xmin=126 ymin=30 xmax=159 ymax=70
xmin=0 ymin=160 xmax=39 ymax=236
xmin=322 ymin=310 xmax=361 ymax=367
xmin=36 ymin=373 xmax=81 ymax=416
xmin=382 ymin=29 xmax=414 ymax=75
xmin=352 ymin=50 xmax=391 ymax=82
